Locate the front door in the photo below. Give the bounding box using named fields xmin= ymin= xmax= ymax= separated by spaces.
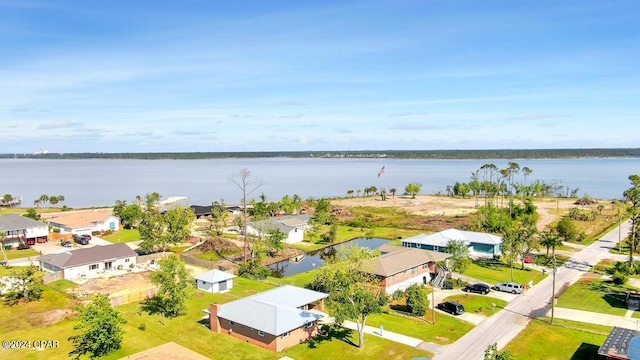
xmin=104 ymin=261 xmax=113 ymax=270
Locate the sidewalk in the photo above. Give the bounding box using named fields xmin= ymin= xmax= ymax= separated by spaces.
xmin=546 ymin=307 xmax=640 ymax=330
xmin=341 ymin=320 xmax=427 ymax=348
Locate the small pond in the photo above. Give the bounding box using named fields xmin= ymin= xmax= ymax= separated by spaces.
xmin=268 ymin=237 xmax=390 ymax=278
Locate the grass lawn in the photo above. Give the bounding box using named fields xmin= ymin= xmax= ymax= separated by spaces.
xmin=102 ymin=229 xmax=141 ymax=243
xmin=504 ymin=317 xmax=611 ymax=360
xmin=367 ymin=311 xmax=473 ymax=344
xmin=442 ymin=294 xmax=508 ymax=316
xmin=556 ymin=278 xmax=638 ymax=316
xmin=465 ymin=261 xmax=546 ymax=286
xmin=1 ymin=276 xmax=432 ymax=360
xmin=293 ymin=225 xmax=422 ymax=252
xmin=265 ymin=269 xmax=319 ymax=288
xmin=2 ymin=247 xmax=40 ymax=260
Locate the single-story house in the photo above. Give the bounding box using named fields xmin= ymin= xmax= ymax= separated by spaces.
xmin=195 ymin=269 xmax=236 ymax=293
xmin=208 ymin=285 xmax=328 ymax=352
xmin=247 ymin=214 xmax=311 ymax=244
xmin=401 ymin=228 xmax=503 ymax=259
xmin=0 ymin=214 xmax=49 ymax=247
xmin=45 ymin=209 xmax=120 ymax=236
xmin=598 ymin=326 xmax=640 ymax=360
xmin=38 ymin=243 xmax=137 ymax=280
xmin=364 ymin=244 xmax=451 ymax=294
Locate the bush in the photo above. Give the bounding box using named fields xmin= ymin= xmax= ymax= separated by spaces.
xmin=405 ymin=284 xmax=429 ymax=316
xmin=613 ymin=261 xmax=632 ymax=275
xmin=445 ymin=278 xmax=469 ymax=289
xmin=237 ymin=260 xmax=271 ymax=280
xmin=392 ymin=289 xmax=405 ymax=301
xmin=613 ymin=271 xmax=628 ymax=285
xmin=138 ymin=323 xmax=146 ymax=331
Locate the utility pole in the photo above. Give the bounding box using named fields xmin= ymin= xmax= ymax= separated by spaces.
xmin=431 ymin=282 xmax=436 ymax=324
xmin=551 ymin=245 xmax=557 ymax=324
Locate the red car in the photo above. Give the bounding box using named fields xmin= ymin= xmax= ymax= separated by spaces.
xmin=524 ymin=256 xmax=534 ymax=264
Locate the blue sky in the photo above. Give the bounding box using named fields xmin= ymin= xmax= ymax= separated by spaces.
xmin=1 ymin=0 xmax=638 ymax=153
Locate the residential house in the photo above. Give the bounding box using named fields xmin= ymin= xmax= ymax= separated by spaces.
xmin=363 ymin=244 xmax=451 ymax=294
xmin=208 ymin=285 xmax=328 ymax=352
xmin=38 ymin=243 xmax=137 ymax=279
xmin=45 ymin=209 xmax=120 ymax=236
xmin=195 ymin=269 xmax=236 ymax=293
xmin=401 ymin=228 xmax=503 ymax=259
xmin=247 ymin=214 xmax=311 ymax=244
xmin=598 ymin=326 xmax=640 ymax=360
xmin=0 ymin=214 xmax=49 ymax=247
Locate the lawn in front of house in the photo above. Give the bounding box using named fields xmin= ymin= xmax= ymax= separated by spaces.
xmin=464 ymin=261 xmax=546 ymax=286
xmin=504 ymin=317 xmax=611 ymax=360
xmin=366 ymin=311 xmax=473 ymax=344
xmin=442 ymin=294 xmax=508 ymax=316
xmin=2 ymin=247 xmax=40 ymax=260
xmin=102 ymin=229 xmax=141 ymax=243
xmin=265 ymin=269 xmax=319 ymax=288
xmin=556 ymin=277 xmax=637 ymax=316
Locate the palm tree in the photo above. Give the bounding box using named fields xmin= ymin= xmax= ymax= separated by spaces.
xmin=0 ymin=231 xmax=7 ymax=265
xmin=540 ymin=229 xmax=562 ymax=256
xmin=356 ymin=189 xmax=362 ymax=197
xmin=389 ymin=188 xmax=397 ymax=199
xmin=624 ymin=175 xmax=640 ymax=268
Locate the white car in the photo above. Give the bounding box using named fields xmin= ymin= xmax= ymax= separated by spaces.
xmin=492 ymin=282 xmax=524 ymax=294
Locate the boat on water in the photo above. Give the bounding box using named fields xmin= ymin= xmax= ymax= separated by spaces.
xmin=289 ymin=254 xmax=305 ymax=263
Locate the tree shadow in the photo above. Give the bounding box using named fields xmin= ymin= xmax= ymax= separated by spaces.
xmin=140 ymin=297 xmax=164 ymax=316
xmin=569 ymin=342 xmax=601 ymax=360
xmin=306 ymin=325 xmax=356 ymax=348
xmin=602 ymin=293 xmax=627 ymax=309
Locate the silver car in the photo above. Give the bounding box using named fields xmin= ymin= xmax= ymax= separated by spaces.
xmin=493 ymin=282 xmax=524 ymax=294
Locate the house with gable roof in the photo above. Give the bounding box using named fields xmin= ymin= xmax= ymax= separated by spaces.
xmin=401 ymin=228 xmax=503 ymax=259
xmin=44 ymin=209 xmax=120 ymax=236
xmin=208 ymin=285 xmax=328 ymax=352
xmin=0 ymin=214 xmax=49 ymax=247
xmin=246 ymin=214 xmax=311 ymax=244
xmin=38 ymin=243 xmax=137 ymax=279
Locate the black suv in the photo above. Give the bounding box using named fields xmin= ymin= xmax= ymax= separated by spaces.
xmin=437 ymin=301 xmax=465 ymax=315
xmin=73 ymin=235 xmax=89 ymax=245
xmin=463 ymin=283 xmax=491 ymax=295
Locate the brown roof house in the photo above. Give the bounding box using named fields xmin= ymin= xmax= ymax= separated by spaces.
xmin=364 ymin=244 xmax=451 ymax=294
xmin=45 ymin=209 xmax=120 ymax=236
xmin=38 ymin=243 xmax=137 ymax=280
xmin=208 ymin=285 xmax=328 ymax=352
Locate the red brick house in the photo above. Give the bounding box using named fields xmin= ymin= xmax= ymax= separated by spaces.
xmin=208 ymin=285 xmax=328 ymax=352
xmin=364 ymin=244 xmax=451 ymax=294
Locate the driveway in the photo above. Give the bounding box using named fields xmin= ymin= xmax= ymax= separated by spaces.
xmin=432 ymin=220 xmax=632 ymax=360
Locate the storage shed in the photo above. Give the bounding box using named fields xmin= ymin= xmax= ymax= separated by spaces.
xmin=195 ymin=269 xmax=236 ymax=293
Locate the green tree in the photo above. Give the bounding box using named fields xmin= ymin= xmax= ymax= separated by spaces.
xmin=112 ymin=199 xmax=127 ymax=219
xmin=150 ymin=255 xmax=192 ymax=317
xmin=69 ymin=294 xmax=126 ymax=359
xmin=484 ymin=342 xmax=512 ymax=360
xmin=445 ymin=239 xmax=471 ymax=273
xmin=0 ymin=231 xmax=6 ymax=265
xmin=266 ymin=228 xmax=287 ymax=255
xmin=556 ymin=217 xmax=579 ymax=242
xmin=120 ymin=204 xmax=143 ymax=229
xmin=24 ymin=208 xmax=41 ymax=221
xmin=540 ymin=228 xmax=563 ymax=256
xmin=405 ymin=182 xmax=422 ymax=199
xmin=309 ymin=245 xmax=388 ymax=349
xmin=624 ymin=175 xmax=640 ymax=268
xmin=405 ymin=284 xmax=430 ymax=316
xmin=138 ymin=212 xmax=165 ymax=254
xmin=210 ymin=200 xmax=227 ymax=235
xmin=139 ymin=205 xmax=194 ymax=253
xmin=144 ymin=192 xmax=161 ymax=213
xmin=2 ymin=265 xmax=44 ymax=304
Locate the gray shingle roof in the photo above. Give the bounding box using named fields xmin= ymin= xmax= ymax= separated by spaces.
xmin=249 ymin=214 xmax=310 ymax=234
xmin=38 ymin=243 xmax=137 ymax=269
xmin=0 ymin=214 xmax=48 ymax=231
xmin=217 ymin=285 xmax=328 ymax=336
xmin=364 ymin=246 xmax=451 ymax=277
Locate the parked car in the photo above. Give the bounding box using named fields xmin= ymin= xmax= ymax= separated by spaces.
xmin=493 ymin=282 xmax=524 ymax=294
xmin=60 ymin=240 xmax=72 ymax=248
xmin=74 ymin=236 xmax=89 ymax=245
xmin=524 ymin=255 xmax=535 ymax=263
xmin=463 ymin=283 xmax=491 ymax=295
xmin=82 ymin=234 xmax=92 ymax=241
xmin=437 ymin=301 xmax=465 ymax=315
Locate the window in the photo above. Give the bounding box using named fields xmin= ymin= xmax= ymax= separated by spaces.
xmin=89 ymin=264 xmax=98 ymax=270
xmin=411 ymin=267 xmax=417 ymax=275
xmin=125 ymin=258 xmax=130 ymax=262
xmin=258 ymin=330 xmax=264 ymax=337
xmin=230 ymin=321 xmax=235 ymax=326
xmin=281 ymin=331 xmax=290 ymax=338
xmin=305 ymin=322 xmax=313 ymax=328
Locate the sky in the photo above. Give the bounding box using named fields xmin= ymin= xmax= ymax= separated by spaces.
xmin=1 ymin=0 xmax=638 ymax=153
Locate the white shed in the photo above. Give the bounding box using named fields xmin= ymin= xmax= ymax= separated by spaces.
xmin=195 ymin=269 xmax=236 ymax=293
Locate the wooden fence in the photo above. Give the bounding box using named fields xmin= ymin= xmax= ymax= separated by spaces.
xmin=109 ymin=287 xmax=158 ymax=307
xmin=180 ymin=254 xmax=217 ymax=270
xmin=42 ymin=271 xmax=64 ymax=284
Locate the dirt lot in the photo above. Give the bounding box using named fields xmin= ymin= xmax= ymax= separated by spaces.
xmin=330 ymin=195 xmax=589 ymax=231
xmin=73 ymin=271 xmax=157 ymax=298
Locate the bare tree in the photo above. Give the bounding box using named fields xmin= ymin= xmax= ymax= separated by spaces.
xmin=231 ymin=168 xmax=262 ymax=263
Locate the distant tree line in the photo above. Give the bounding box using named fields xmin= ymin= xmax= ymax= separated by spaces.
xmin=3 ymin=148 xmax=640 ymax=160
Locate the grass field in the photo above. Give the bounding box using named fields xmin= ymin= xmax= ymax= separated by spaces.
xmin=367 ymin=311 xmax=473 ymax=344
xmin=504 ymin=317 xmax=610 ymax=360
xmin=556 ymin=278 xmax=637 ymax=316
xmin=2 ymin=247 xmax=40 ymax=260
xmin=265 ymin=269 xmax=319 ymax=288
xmin=102 ymin=229 xmax=141 ymax=243
xmin=442 ymin=294 xmax=508 ymax=316
xmin=465 ymin=261 xmax=546 ymax=286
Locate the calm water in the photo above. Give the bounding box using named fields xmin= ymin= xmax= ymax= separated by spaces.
xmin=0 ymin=157 xmax=638 ymax=207
xmin=268 ymin=237 xmax=390 ymax=277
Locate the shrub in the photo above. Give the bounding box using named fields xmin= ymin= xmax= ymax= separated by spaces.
xmin=613 ymin=261 xmax=632 ymax=275
xmin=405 ymin=284 xmax=429 ymax=316
xmin=237 ymin=260 xmax=271 ymax=280
xmin=613 ymin=271 xmax=628 ymax=285
xmin=392 ymin=289 xmax=405 ymax=301
xmin=445 ymin=278 xmax=469 ymax=289
xmin=138 ymin=323 xmax=146 ymax=331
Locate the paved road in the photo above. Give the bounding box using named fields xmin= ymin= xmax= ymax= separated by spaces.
xmin=432 ymin=220 xmax=632 ymax=360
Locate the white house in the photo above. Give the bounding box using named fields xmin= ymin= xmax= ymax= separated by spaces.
xmin=45 ymin=209 xmax=120 ymax=236
xmin=0 ymin=214 xmax=49 ymax=247
xmin=38 ymin=243 xmax=137 ymax=280
xmin=247 ymin=214 xmax=311 ymax=244
xmin=195 ymin=269 xmax=236 ymax=293
xmin=401 ymin=228 xmax=503 ymax=259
